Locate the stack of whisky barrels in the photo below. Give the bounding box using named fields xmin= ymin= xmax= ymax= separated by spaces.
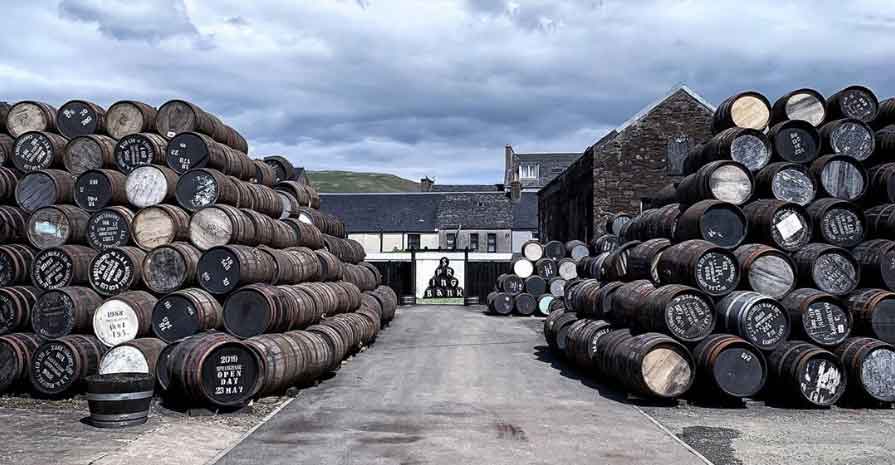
xmin=486 ymin=239 xmax=588 ymax=317
xmin=547 ymin=85 xmax=895 ymax=408
xmin=0 ymin=98 xmax=399 ymax=410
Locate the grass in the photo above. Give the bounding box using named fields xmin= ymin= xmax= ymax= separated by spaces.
xmin=307 ymin=170 xmax=419 ymax=193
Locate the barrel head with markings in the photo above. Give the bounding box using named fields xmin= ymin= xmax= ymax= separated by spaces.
xmin=829 ymin=121 xmax=874 ymax=160
xmin=115 ymin=134 xmax=161 ymax=174
xmin=663 ymin=292 xmax=715 ymax=341
xmin=152 ymin=294 xmax=202 ymax=343
xmin=699 ymin=205 xmax=747 ymax=249
xmin=769 ymin=207 xmax=812 ymax=252
xmin=730 ymin=133 xmax=770 ymax=171
xmin=166 ymin=133 xmax=210 ymax=173
xmin=56 ymin=101 xmax=102 ymax=138
xmin=819 ymin=158 xmax=866 ymax=201
xmin=13 ymin=132 xmax=58 ymax=172
xmin=802 ymin=300 xmax=851 ymax=347
xmin=74 ymin=171 xmax=115 ymax=212
xmin=93 ymin=300 xmax=141 ymax=347
xmin=199 ymin=342 xmax=261 ymax=405
xmin=694 ymin=251 xmax=739 ymax=295
xmin=99 ymin=345 xmax=149 ymax=374
xmin=31 ymin=290 xmax=77 ymax=339
xmin=812 ymin=251 xmax=859 ymax=296
xmin=712 ymin=346 xmax=766 ymax=397
xmin=771 ymin=167 xmax=815 ymax=206
xmin=772 ymin=122 xmax=819 ymax=163
xmin=747 ymin=254 xmax=796 ymax=299
xmin=87 ymin=209 xmax=132 ymax=250
xmin=30 ymin=341 xmax=78 ymax=394
xmin=785 ymin=92 xmax=825 ymax=126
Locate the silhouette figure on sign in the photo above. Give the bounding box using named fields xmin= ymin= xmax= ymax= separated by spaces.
xmin=424 ymin=257 xmax=464 ymax=298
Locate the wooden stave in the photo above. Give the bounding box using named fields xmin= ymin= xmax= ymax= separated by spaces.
xmin=846 ymin=288 xmax=895 ymax=344
xmin=808 ymin=154 xmax=867 ymax=201
xmin=851 ymin=239 xmax=895 ymax=291
xmin=0 ymin=245 xmax=37 ymax=287
xmin=15 ymin=169 xmax=74 ymax=212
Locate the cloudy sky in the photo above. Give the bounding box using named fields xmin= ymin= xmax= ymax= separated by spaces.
xmin=2 ymin=1 xmax=893 ymax=183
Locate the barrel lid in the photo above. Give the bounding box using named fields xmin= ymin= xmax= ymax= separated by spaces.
xmin=93 ymin=299 xmax=140 ymax=347
xmin=223 ymin=287 xmax=274 ymax=338
xmin=640 ymin=344 xmax=693 ymax=398
xmin=75 ymin=170 xmax=115 ymax=211
xmin=198 ymin=247 xmax=242 ymax=295
xmin=32 ymin=290 xmax=77 ymax=339
xmin=176 ymin=169 xmax=220 ymax=211
xmin=57 ymin=100 xmax=101 ymax=138
xmin=802 ymin=300 xmax=850 ymax=346
xmin=861 ymin=347 xmax=895 ymax=402
xmin=818 ymin=156 xmax=866 ymax=200
xmin=712 ymin=346 xmax=766 ymax=397
xmin=699 ymin=203 xmax=747 ymax=249
xmin=797 ymin=354 xmax=846 ymax=406
xmin=167 ymin=133 xmax=210 ymax=173
xmin=30 ymin=340 xmax=79 ymax=395
xmin=811 ymin=249 xmax=859 ymax=296
xmin=115 ymin=133 xmax=158 ymax=174
xmin=87 ymin=208 xmax=132 ymax=250
xmin=771 ymin=166 xmax=815 ymax=206
xmin=694 ymin=249 xmax=740 ymax=296
xmin=99 ymin=345 xmax=150 ymax=375
xmin=200 ymin=342 xmax=261 ymax=406
xmin=870 ymin=297 xmax=895 ymax=344
xmin=771 ymin=119 xmax=819 ymax=163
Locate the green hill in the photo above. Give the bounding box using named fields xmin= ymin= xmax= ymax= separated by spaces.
xmin=307 ymin=170 xmax=420 ymax=193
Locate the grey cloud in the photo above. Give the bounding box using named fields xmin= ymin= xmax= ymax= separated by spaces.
xmin=58 ymin=0 xmax=202 ymax=43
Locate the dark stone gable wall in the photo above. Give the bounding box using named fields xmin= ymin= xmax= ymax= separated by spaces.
xmin=436 ymin=193 xmax=514 ymax=230
xmin=538 ymin=152 xmax=594 ymax=242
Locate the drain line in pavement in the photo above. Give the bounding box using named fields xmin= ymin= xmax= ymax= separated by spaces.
xmin=632 ymin=405 xmax=716 ymax=465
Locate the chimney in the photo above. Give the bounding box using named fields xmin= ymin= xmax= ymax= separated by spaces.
xmin=420 ymin=177 xmax=434 ymax=192
xmin=510 ymin=180 xmax=522 ymax=203
xmin=504 ymin=145 xmax=514 ymax=190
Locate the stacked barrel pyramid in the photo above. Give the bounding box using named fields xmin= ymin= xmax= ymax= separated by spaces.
xmin=0 ymin=99 xmax=397 ymax=409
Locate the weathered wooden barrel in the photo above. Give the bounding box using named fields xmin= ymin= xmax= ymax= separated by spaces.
xmin=175 ymin=168 xmax=239 ymax=211
xmin=322 ymin=235 xmax=364 ymax=264
xmin=165 ymin=332 xmax=261 ymax=407
xmin=657 ymin=240 xmax=739 ymax=296
xmin=514 ymin=293 xmax=536 ymax=316
xmin=0 ymin=287 xmax=40 ymax=335
xmin=674 ymin=200 xmax=747 ymax=249
xmin=114 ymin=132 xmax=167 ymax=173
xmin=564 ymin=240 xmax=589 ymax=262
xmin=548 ymin=277 xmax=566 ymax=298
xmin=6 ymin=101 xmax=56 ymax=137
xmin=56 ymin=100 xmax=105 ymax=139
xmin=694 ymin=127 xmax=771 ymax=173
xmin=677 ymin=160 xmax=753 ymax=206
xmin=125 ymin=165 xmax=178 ymax=208
xmin=533 ymin=258 xmax=557 ymax=280
xmin=85 ymin=373 xmax=154 ymax=428
xmin=223 ymin=284 xmax=291 ymax=338
xmin=189 ymin=205 xmax=254 ymax=250
xmin=767 ymin=119 xmax=820 ymax=163
xmin=601 ymin=331 xmax=695 ymax=399
xmin=92 ymin=291 xmax=157 ymax=347
xmin=562 ymin=279 xmax=591 ymax=314
xmin=282 ymin=284 xmax=325 ymax=327
xmin=544 ymin=308 xmax=579 ymax=351
xmin=809 ymin=154 xmax=867 ymax=201
xmin=692 ymin=334 xmax=767 ymax=398
xmin=753 ymin=162 xmax=816 ymax=206
xmin=197 ymin=245 xmax=276 ymax=295
xmin=741 ymin=199 xmax=812 ymax=252
xmin=767 ymin=341 xmax=847 ymax=407
xmin=0 ymin=246 xmax=36 ymax=287
xmin=89 ymin=246 xmax=146 ymax=296
xmin=63 ymin=135 xmax=117 ymax=176
xmin=15 ymin=169 xmax=74 ymax=212
xmin=263 ymin=156 xmax=295 ymax=183
xmin=32 ymin=245 xmax=97 ymax=290
xmin=875 ymin=98 xmax=895 ymax=129
xmin=0 ymin=133 xmax=11 ymax=166
xmin=543 ymin=241 xmax=565 ymax=260
xmin=31 ymin=286 xmax=103 ymax=339
xmin=0 ymin=333 xmax=42 ymax=392
xmin=0 ymin=166 xmax=16 ymax=202
xmin=12 ymin=131 xmax=67 ymax=172
xmin=0 ymin=102 xmax=7 ymax=133
xmin=307 ymin=323 xmax=349 ymax=372
xmin=74 ymin=169 xmax=128 ymax=212
xmin=792 ymin=243 xmax=860 ymax=296
xmin=166 ymin=132 xmax=249 ymax=177
xmin=282 ymin=218 xmax=324 ymax=250
xmin=367 ymin=286 xmax=398 ymax=323
xmin=819 ymin=118 xmax=875 ymax=161
xmin=340 ymin=262 xmax=378 ymax=291
xmin=86 ymin=206 xmax=134 ymax=250
xmin=646 ymin=183 xmax=680 ymax=209
xmin=522 ymin=275 xmax=546 ymax=296
xmin=151 ymin=289 xmax=222 ymax=343
xmin=716 ymin=291 xmax=790 ymax=351
xmin=771 ymin=88 xmax=826 ymax=127
xmin=868 ymin=163 xmax=895 ymax=205
xmin=521 ymin=240 xmax=544 ymax=261
xmin=512 ymin=257 xmax=533 ymax=278
xmin=713 ymin=91 xmax=771 ymax=133
xmin=781 ymin=288 xmax=851 ymax=348
xmin=99 ymin=338 xmax=166 ymax=376
xmin=865 ymin=204 xmax=895 ymax=239
xmin=156 ymin=100 xmax=248 ymax=153
xmin=805 ymin=198 xmax=864 ymax=248
xmin=626 ymin=239 xmax=671 ymax=283
xmin=605 ymin=213 xmax=632 ymax=235
xmin=30 ymin=334 xmax=106 ymax=396
xmin=536 ymin=294 xmax=554 ymax=316
xmin=834 ymin=337 xmax=895 ymax=403
xmin=564 ymin=319 xmax=613 ymax=368
xmin=826 ymin=85 xmax=878 ymax=122
xmin=105 ymin=100 xmax=157 ymax=139
xmin=26 ymin=205 xmax=89 ymax=250
xmin=141 ymin=243 xmax=198 ymax=294
xmin=248 ymin=159 xmax=275 ymax=186
xmin=575 ymin=256 xmax=599 ymax=280
xmin=557 ymin=258 xmax=577 ymax=280
xmin=851 ymin=240 xmax=895 ymax=291
xmin=623 ymin=204 xmax=681 ymax=242
xmin=313 ymin=249 xmax=342 ymax=282
xmin=242 ymin=333 xmax=308 ymax=396
xmin=847 ymin=288 xmax=895 ymax=344
xmin=732 ymin=244 xmax=796 ymax=299
xmin=639 ymin=284 xmax=716 ymax=343
xmin=600 ymin=240 xmax=641 ymax=282
xmin=487 ymin=292 xmax=513 ymax=315
xmin=131 ymin=204 xmax=190 ymax=250
xmin=612 ymin=280 xmax=657 ymax=326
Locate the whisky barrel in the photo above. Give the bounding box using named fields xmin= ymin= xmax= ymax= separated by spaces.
xmin=512 ymin=257 xmax=533 ymax=278
xmin=86 ymin=207 xmax=134 ymax=250
xmin=741 ymin=199 xmax=811 ymax=252
xmin=92 ymin=291 xmax=157 ymax=347
xmin=282 ymin=218 xmax=324 ymax=250
xmin=834 ymin=337 xmax=895 ymax=403
xmin=99 ymin=338 xmax=166 ymax=376
xmin=657 ymin=240 xmax=739 ymax=297
xmin=826 ymin=85 xmax=878 ymax=122
xmin=639 ymin=284 xmax=715 ymax=343
xmin=165 ymin=332 xmax=261 ymax=407
xmin=521 ymin=240 xmax=544 ymax=261
xmin=242 ymin=333 xmax=307 ymax=396
xmin=0 ymin=206 xmax=29 ymax=244
xmin=543 ymin=241 xmax=565 ymax=260
xmin=865 ymin=204 xmax=895 ymax=239
xmin=545 ymin=309 xmax=579 ymax=351
xmin=368 ymin=286 xmax=397 ymax=322
xmin=847 ymin=289 xmax=895 ymax=344
xmin=674 ymin=200 xmax=747 ymax=249
xmin=31 ymin=245 xmax=97 ymax=290
xmin=781 ymin=288 xmax=851 ymax=347
xmin=809 ymin=154 xmax=867 ymax=201
xmin=676 ymin=160 xmax=753 ymax=206
xmin=142 ymin=242 xmax=201 ymax=294
xmin=522 ymin=275 xmax=546 ymax=296
xmin=151 ymin=289 xmax=222 ymax=343
xmin=605 ymin=213 xmax=632 ymax=235
xmin=487 ymin=292 xmax=512 ymax=314
xmin=263 ymin=156 xmax=295 ymax=183
xmin=156 ymin=100 xmax=248 ymax=153
xmin=767 ymin=119 xmax=820 ymax=163
xmin=514 ymin=293 xmax=536 ymax=316
xmin=0 ymin=246 xmax=36 ymax=287
xmin=197 ymin=245 xmax=276 ymax=295
xmin=564 ymin=240 xmax=588 ymax=262
xmin=612 ymin=280 xmax=657 ymax=327
xmin=601 ymin=240 xmax=641 ymax=282
xmin=851 ymin=240 xmax=895 ymax=291
xmin=249 ymin=159 xmax=275 ymax=186
xmin=189 ymin=205 xmax=255 ymax=250
xmin=125 ymin=165 xmax=178 ymax=207
xmin=771 ymin=88 xmax=826 ymax=127
xmin=875 ymin=99 xmax=895 ymax=129
xmin=31 ymin=287 xmax=102 ymax=339
xmin=716 ymin=291 xmax=790 ymax=350
xmin=114 ymin=132 xmax=167 ymax=173
xmin=533 ymin=258 xmax=556 ymax=280
xmin=713 ymin=91 xmax=771 ymax=133
xmin=877 ymin=126 xmax=895 ymax=160
xmin=166 ymin=132 xmax=247 ymax=176
xmin=0 ymin=333 xmax=42 ymax=392
xmin=626 ymin=239 xmax=671 ymax=283
xmin=56 ymin=100 xmax=105 ymax=138
xmin=693 ymin=334 xmax=767 ymax=398
xmin=536 ymin=294 xmax=554 ymax=316
xmin=626 ymin=204 xmax=682 ymax=242
xmin=12 ymin=131 xmax=67 ymax=172
xmin=557 ymin=258 xmax=577 ymax=280
xmin=105 ymin=101 xmax=157 ymax=140
xmin=603 ymin=332 xmax=695 ymax=399
xmin=548 ymin=278 xmax=566 ymax=298
xmin=30 ymin=334 xmax=106 ymax=396
xmin=131 ymin=204 xmax=190 ymax=250
xmin=753 ymin=162 xmax=816 ymax=206
xmin=591 ymin=234 xmax=619 ymax=254
xmin=281 ymin=284 xmax=325 ymax=327
xmin=223 ymin=284 xmax=291 ymax=338
xmin=0 ymin=166 xmax=16 ymax=202
xmin=15 ymin=169 xmax=74 ymax=212
xmin=694 ymin=127 xmax=770 ymax=173
xmin=732 ymin=244 xmax=796 ymax=299
xmin=340 ymin=263 xmax=377 ymax=291
xmin=0 ymin=287 xmax=40 ymax=334
xmin=805 ymin=198 xmax=865 ymax=248
xmin=767 ymin=341 xmax=846 ymax=407
xmin=89 ymin=246 xmax=146 ymax=296
xmin=0 ymin=102 xmax=7 ymax=133
xmin=85 ymin=372 xmax=154 ymax=428
xmin=868 ymin=163 xmax=895 ymax=205
xmin=314 ymin=249 xmax=342 ymax=282
xmin=819 ymin=118 xmax=875 ymax=161
xmin=63 ymin=135 xmax=117 ymax=176
xmin=175 ymin=168 xmax=238 ymax=211
xmin=564 ymin=319 xmax=613 ymax=368
xmin=6 ymin=101 xmax=56 ymax=137
xmin=792 ymin=244 xmax=860 ymax=296
xmin=26 ymin=205 xmax=89 ymax=250
xmin=580 ymin=281 xmax=623 ymax=320
xmin=74 ymin=169 xmax=128 ymax=212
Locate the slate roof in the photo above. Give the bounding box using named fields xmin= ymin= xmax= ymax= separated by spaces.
xmin=512 ymin=192 xmax=538 ymax=230
xmin=430 ymin=184 xmax=502 ymax=192
xmin=320 ymin=193 xmax=438 ymax=233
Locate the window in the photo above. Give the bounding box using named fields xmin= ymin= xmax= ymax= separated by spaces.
xmin=666 ymin=135 xmax=689 ymax=176
xmin=407 ymin=234 xmax=420 ymax=250
xmin=551 ymin=167 xmax=564 ymax=174
xmin=518 ymin=163 xmax=539 ymax=180
xmin=469 ymin=233 xmax=479 ymax=251
xmin=446 ymin=233 xmax=456 ymax=250
xmin=487 ymin=233 xmax=497 ymax=253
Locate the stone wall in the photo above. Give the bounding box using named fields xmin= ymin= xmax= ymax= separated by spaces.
xmin=436 ymin=193 xmax=514 ymax=230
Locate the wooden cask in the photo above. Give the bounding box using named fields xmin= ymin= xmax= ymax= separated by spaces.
xmin=0 ymin=286 xmax=40 ymax=334
xmin=638 ymin=284 xmax=716 ymax=343
xmin=826 ymin=85 xmax=878 ymax=122
xmin=98 ymin=336 xmax=165 ymax=374
xmin=114 ymin=132 xmax=167 ymax=174
xmin=692 ymin=334 xmax=767 ymax=398
xmin=512 ymin=257 xmax=534 ymax=278
xmin=6 ymin=101 xmax=56 ymax=137
xmin=767 ymin=119 xmax=820 ymax=163
xmin=602 ymin=331 xmax=695 ymax=399
xmin=732 ymin=244 xmax=796 ymax=299
xmin=12 ymin=131 xmax=67 ymax=172
xmin=867 ymin=163 xmax=895 ymax=205
xmin=85 ymin=372 xmax=154 ymax=428
xmin=0 ymin=245 xmax=36 ymax=287
xmin=73 ymin=169 xmax=128 ymax=212
xmin=514 ymin=293 xmax=536 ymax=316
xmin=15 ymin=169 xmax=73 ymax=212
xmin=563 ymin=319 xmax=613 ymax=368
xmin=847 ymin=289 xmax=895 ymax=344
xmin=0 ymin=333 xmax=42 ymax=392
xmin=810 ymin=154 xmax=867 ymax=201
xmin=56 ymin=100 xmax=106 ymax=138
xmin=249 ymin=159 xmax=275 ymax=186
xmin=313 ymin=249 xmax=342 ymax=282
xmin=156 ymin=100 xmax=248 ymax=153
xmin=675 ymin=200 xmax=747 ymax=249
xmin=716 ymin=291 xmax=790 ymax=350
xmin=521 ymin=240 xmax=544 ymax=262
xmin=557 ymin=258 xmax=577 ymax=280
xmin=834 ymin=337 xmax=895 ymax=403
xmin=782 ymin=288 xmax=851 ymax=348
xmin=32 ymin=286 xmax=103 ymax=338
xmin=89 ymin=246 xmax=146 ymax=296
xmin=30 ymin=334 xmax=106 ymax=396
xmin=166 ymin=132 xmax=248 ymax=176
xmin=767 ymin=341 xmax=846 ymax=407
xmin=537 ymin=257 xmax=560 ymax=280
xmin=569 ymin=280 xmax=621 ymax=319
xmin=851 ymin=240 xmax=895 ymax=291
xmin=131 ymin=204 xmax=190 ymax=250
xmin=306 ymin=323 xmax=349 ymax=372
xmin=0 ymin=166 xmax=16 ymax=202
xmin=125 ymin=165 xmax=178 ymax=208
xmin=712 ymin=91 xmax=771 ymax=133
xmin=497 ymin=273 xmax=524 ymax=295
xmin=793 ymin=244 xmax=860 ymax=296
xmin=544 ymin=308 xmax=579 ymax=351
xmin=223 ymin=284 xmax=292 ymax=338
xmin=819 ymin=118 xmax=875 ymax=161
xmin=591 ymin=234 xmax=619 ymax=254
xmin=63 ymin=135 xmax=117 ymax=176
xmin=92 ymin=291 xmax=157 ymax=347
xmin=741 ymin=199 xmax=812 ymax=252
xmin=0 ymin=206 xmax=29 ymax=244
xmin=142 ymin=242 xmax=201 ymax=294
xmin=612 ymin=280 xmax=657 ymax=326
xmin=264 ymin=156 xmax=295 ymax=183
xmin=175 ymin=168 xmax=238 ymax=211
xmin=692 ymin=127 xmax=771 ymax=173
xmin=626 ymin=238 xmax=670 ymax=283
xmin=26 ymin=205 xmax=89 ymax=249
xmin=753 ymin=162 xmax=816 ymax=206
xmin=242 ymin=333 xmax=308 ymax=396
xmin=549 ymin=278 xmax=567 ymax=298
xmin=657 ymin=240 xmax=740 ymax=297
xmin=197 ymin=245 xmax=276 ymax=295
xmin=543 ymin=241 xmax=565 ymax=261
xmin=151 ymin=288 xmax=222 ymax=343
xmin=189 ymin=205 xmax=256 ymax=250
xmin=805 ymin=198 xmax=865 ymax=248
xmin=623 ymin=204 xmax=681 ymax=242
xmin=605 ymin=213 xmax=632 ymax=235
xmin=31 ymin=245 xmax=97 ymax=290
xmin=86 ymin=206 xmax=134 ymax=250
xmin=282 ymin=218 xmax=324 ymax=250
xmin=600 ymin=240 xmax=640 ymax=282
xmin=676 ymin=160 xmax=753 ymax=206
xmin=770 ymin=88 xmax=826 ymax=127
xmin=865 ymin=204 xmax=895 ymax=239
xmin=874 ymin=98 xmax=895 ymax=129
xmin=523 ymin=275 xmax=546 ymax=296
xmin=105 ymin=101 xmax=157 ymax=140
